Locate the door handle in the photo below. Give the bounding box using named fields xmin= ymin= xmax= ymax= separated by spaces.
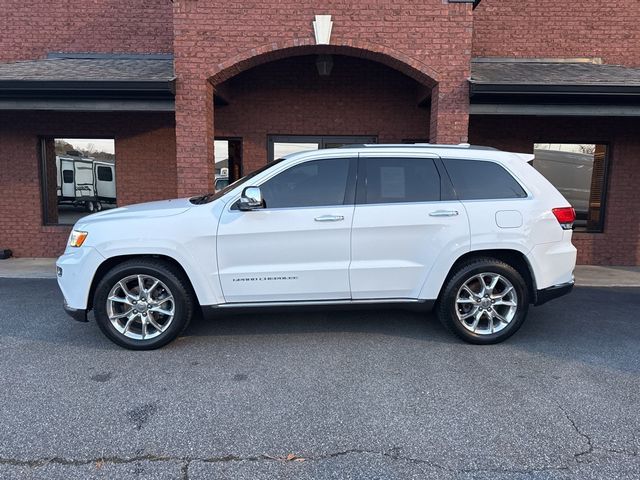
xmin=429 ymin=210 xmax=459 ymax=217
xmin=314 ymin=215 xmax=345 ymax=222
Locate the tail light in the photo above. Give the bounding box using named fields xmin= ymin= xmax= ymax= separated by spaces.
xmin=552 ymin=207 xmax=576 ymax=230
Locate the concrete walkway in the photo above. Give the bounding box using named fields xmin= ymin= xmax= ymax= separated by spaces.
xmin=1 ymin=257 xmax=639 ymax=287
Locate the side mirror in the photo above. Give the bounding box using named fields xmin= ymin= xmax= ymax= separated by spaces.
xmin=238 ymin=186 xmax=264 ymax=211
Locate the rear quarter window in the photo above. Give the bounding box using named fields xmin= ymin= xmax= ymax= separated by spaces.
xmin=443 ymin=159 xmax=527 ymax=200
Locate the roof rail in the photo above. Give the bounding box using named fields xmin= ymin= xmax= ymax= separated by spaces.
xmin=338 ymin=143 xmax=499 ymax=151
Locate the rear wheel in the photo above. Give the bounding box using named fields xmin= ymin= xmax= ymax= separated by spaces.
xmin=93 ymin=259 xmax=195 ymax=350
xmin=437 ymin=258 xmax=529 ymax=344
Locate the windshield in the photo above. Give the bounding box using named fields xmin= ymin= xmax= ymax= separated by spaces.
xmin=190 ymin=158 xmax=286 ymax=204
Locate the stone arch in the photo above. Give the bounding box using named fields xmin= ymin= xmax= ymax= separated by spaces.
xmin=207 ymin=38 xmax=439 ymax=87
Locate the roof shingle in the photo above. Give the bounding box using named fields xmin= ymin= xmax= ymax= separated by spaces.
xmin=470 ymin=60 xmax=640 ymax=87
xmin=0 ymin=57 xmax=174 ymax=83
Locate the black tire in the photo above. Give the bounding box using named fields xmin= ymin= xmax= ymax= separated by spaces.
xmin=86 ymin=201 xmax=95 ymax=213
xmin=95 ymin=201 xmax=103 ymax=212
xmin=436 ymin=257 xmax=530 ymax=345
xmin=93 ymin=258 xmax=195 ymax=350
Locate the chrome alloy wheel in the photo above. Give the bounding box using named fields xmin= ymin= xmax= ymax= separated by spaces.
xmin=455 ymin=272 xmax=518 ymax=335
xmin=106 ymin=274 xmax=175 ymax=340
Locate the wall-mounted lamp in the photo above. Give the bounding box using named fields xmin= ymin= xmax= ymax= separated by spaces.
xmin=316 ymin=54 xmax=334 ymax=76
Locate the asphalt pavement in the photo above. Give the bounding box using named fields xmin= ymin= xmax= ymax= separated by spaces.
xmin=0 ymin=279 xmax=639 ymax=479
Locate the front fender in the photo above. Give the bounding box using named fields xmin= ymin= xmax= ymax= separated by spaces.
xmin=95 ymin=242 xmax=223 ymax=307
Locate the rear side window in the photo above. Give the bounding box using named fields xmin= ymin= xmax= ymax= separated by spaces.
xmin=363 ymin=157 xmax=440 ymax=204
xmin=444 ymin=159 xmax=527 ymax=200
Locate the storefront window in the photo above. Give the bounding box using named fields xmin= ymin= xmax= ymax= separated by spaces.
xmin=40 ymin=138 xmax=116 ymax=225
xmin=267 ymin=135 xmax=377 ymax=161
xmin=532 ymin=143 xmax=609 ymax=232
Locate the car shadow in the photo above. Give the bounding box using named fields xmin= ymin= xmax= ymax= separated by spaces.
xmin=497 ymin=286 xmax=640 ymax=374
xmin=182 ymin=306 xmax=457 ymax=344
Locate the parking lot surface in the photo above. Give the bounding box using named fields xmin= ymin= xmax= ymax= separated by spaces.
xmin=0 ymin=279 xmax=638 ymax=479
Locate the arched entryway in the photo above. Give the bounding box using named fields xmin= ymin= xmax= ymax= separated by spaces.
xmin=212 ymin=51 xmax=436 ymax=181
xmin=173 ymin=41 xmax=468 ymax=196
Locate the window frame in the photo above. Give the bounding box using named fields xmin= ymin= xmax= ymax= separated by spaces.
xmin=531 ymin=142 xmax=611 ymax=233
xmin=38 ymin=136 xmax=116 ymax=226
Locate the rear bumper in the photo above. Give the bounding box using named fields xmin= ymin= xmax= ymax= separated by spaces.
xmin=534 ymin=281 xmax=574 ymax=306
xmin=64 ymin=300 xmax=88 ymax=322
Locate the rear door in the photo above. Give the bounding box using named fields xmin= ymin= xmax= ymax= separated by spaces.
xmin=349 ymin=153 xmax=470 ymax=299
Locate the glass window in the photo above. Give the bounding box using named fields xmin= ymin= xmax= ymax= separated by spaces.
xmin=444 ymin=159 xmax=527 ymax=200
xmin=267 ymin=135 xmax=377 ymax=161
xmin=97 ymin=166 xmax=113 ymax=182
xmin=532 ymin=143 xmax=608 ymax=232
xmin=40 ymin=138 xmax=116 ymax=225
xmin=259 ymin=158 xmax=351 ymax=208
xmin=273 ymin=142 xmax=319 ymax=160
xmin=364 ymin=157 xmax=440 ymax=204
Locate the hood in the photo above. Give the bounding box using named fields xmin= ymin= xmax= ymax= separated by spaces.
xmin=75 ymin=198 xmax=193 ymax=227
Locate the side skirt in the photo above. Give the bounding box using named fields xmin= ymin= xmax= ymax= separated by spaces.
xmin=201 ymin=298 xmax=436 ymax=319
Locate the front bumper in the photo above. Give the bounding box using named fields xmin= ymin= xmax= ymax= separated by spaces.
xmin=534 ymin=281 xmax=574 ymax=306
xmin=56 ymin=246 xmax=105 ymax=310
xmin=64 ymin=300 xmax=88 ymax=322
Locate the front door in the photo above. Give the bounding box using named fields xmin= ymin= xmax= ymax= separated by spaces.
xmin=216 ymin=155 xmax=357 ymax=303
xmin=350 ymin=154 xmax=470 ymax=299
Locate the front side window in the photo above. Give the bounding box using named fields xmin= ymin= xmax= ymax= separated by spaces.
xmin=443 ymin=159 xmax=527 ymax=200
xmin=532 ymin=143 xmax=609 ymax=232
xmin=259 ymin=158 xmax=352 ymax=208
xmin=363 ymin=157 xmax=440 ymax=204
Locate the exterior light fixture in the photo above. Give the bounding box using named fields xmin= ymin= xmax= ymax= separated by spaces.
xmin=316 ymin=54 xmax=334 ymax=76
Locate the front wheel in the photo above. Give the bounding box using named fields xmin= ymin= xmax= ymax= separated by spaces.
xmin=437 ymin=258 xmax=530 ymax=344
xmin=93 ymin=259 xmax=195 ymax=350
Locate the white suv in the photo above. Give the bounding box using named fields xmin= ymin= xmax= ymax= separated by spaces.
xmin=57 ymin=145 xmax=577 ymax=349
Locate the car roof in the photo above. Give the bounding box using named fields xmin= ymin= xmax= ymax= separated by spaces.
xmin=280 ymin=144 xmax=534 ymax=163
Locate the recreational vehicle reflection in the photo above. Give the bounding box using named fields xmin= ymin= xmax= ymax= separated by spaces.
xmin=56 ymin=152 xmax=116 ymax=212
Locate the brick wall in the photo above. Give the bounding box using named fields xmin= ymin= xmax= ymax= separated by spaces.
xmin=469 ymin=115 xmax=640 ymax=265
xmin=0 ymin=0 xmax=173 ymax=62
xmin=473 ymin=0 xmax=640 ymax=67
xmin=173 ymin=0 xmax=474 ymax=196
xmin=215 ymin=55 xmax=430 ymax=172
xmin=0 ymin=112 xmax=177 ymax=257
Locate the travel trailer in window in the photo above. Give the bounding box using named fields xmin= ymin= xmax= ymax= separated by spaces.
xmin=56 ymin=152 xmax=116 ymax=213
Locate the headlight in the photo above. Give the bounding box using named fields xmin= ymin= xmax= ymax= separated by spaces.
xmin=68 ymin=230 xmax=88 ymax=247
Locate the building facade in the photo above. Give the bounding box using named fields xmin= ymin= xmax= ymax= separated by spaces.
xmin=1 ymin=0 xmax=639 ymax=264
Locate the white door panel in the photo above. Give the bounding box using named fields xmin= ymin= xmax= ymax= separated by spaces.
xmin=350 ymin=201 xmax=469 ymax=299
xmin=60 ymin=159 xmax=75 ymax=198
xmin=217 ymin=206 xmax=354 ymax=302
